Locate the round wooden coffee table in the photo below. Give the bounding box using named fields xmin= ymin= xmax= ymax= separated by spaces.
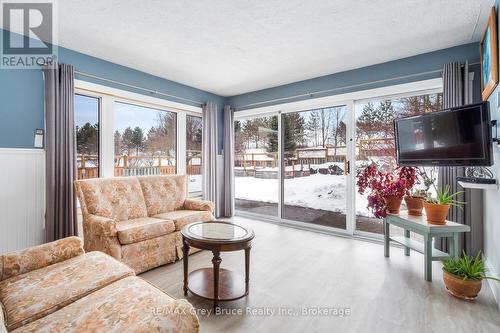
xmin=181 ymin=221 xmax=254 ymax=309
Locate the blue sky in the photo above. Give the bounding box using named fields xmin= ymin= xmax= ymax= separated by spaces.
xmin=74 ymin=95 xmax=175 ymax=133
xmin=74 ymin=94 xmax=98 ymax=126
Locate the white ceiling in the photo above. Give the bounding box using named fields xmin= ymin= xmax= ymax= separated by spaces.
xmin=54 ymin=0 xmax=493 ymax=96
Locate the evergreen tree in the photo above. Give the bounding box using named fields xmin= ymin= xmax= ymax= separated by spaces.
xmin=267 ymin=116 xmax=278 ymax=153
xmin=131 ymin=126 xmax=144 ymax=155
xmin=76 ymin=122 xmax=98 ymax=155
xmin=306 ymin=110 xmax=320 ymax=146
xmin=114 ymin=130 xmax=122 ymax=155
xmin=357 ymin=102 xmax=378 ymax=140
xmin=121 ymin=127 xmax=134 ymax=155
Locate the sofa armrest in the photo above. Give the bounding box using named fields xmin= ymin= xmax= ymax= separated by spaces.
xmin=159 ymin=299 xmax=200 ymax=333
xmin=1 ymin=236 xmax=84 ymax=281
xmin=183 ymin=198 xmax=214 ymax=213
xmin=85 ymin=214 xmax=118 ymax=237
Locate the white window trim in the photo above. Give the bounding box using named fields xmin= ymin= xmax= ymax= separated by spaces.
xmin=75 ymin=80 xmax=203 ymax=194
xmin=234 ymin=77 xmax=443 ymax=119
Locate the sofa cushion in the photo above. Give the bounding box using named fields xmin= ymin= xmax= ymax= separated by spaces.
xmin=0 ymin=251 xmax=134 ymax=331
xmin=154 ymin=210 xmax=214 ymax=231
xmin=11 ymin=276 xmax=200 ymax=333
xmin=137 ymin=175 xmax=187 ymax=215
xmin=121 ymin=233 xmax=177 ymax=274
xmin=75 ymin=177 xmax=148 ymax=221
xmin=116 ymin=217 xmax=175 ymax=245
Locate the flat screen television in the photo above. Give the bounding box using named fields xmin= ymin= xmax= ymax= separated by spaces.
xmin=394 ymin=102 xmax=493 ymax=166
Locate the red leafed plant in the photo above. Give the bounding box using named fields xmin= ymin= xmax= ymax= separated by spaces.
xmin=357 ymin=164 xmax=417 ymax=218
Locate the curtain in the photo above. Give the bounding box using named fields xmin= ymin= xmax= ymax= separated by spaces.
xmin=202 ymin=102 xmax=219 ymax=216
xmin=221 ymin=105 xmax=235 ymax=217
xmin=435 ymin=61 xmax=482 ymax=256
xmin=43 ymin=63 xmax=77 ymax=241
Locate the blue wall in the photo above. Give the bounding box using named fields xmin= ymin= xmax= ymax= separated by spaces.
xmin=227 ymin=43 xmax=481 ymax=110
xmin=0 ymin=29 xmax=225 ymax=149
xmin=0 ymin=28 xmax=482 ymax=149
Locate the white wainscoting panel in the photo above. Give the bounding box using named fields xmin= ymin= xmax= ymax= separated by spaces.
xmin=0 ymin=149 xmax=45 ymax=253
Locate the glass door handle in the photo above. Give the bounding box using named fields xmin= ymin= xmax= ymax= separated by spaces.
xmin=346 ymin=160 xmax=350 ymax=175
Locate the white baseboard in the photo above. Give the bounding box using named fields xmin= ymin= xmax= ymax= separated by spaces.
xmin=484 ymin=257 xmax=500 ymax=311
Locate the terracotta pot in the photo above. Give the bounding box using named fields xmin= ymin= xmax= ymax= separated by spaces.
xmin=443 ymin=270 xmax=482 ymax=301
xmin=384 ymin=196 xmax=403 ymax=214
xmin=404 ymin=196 xmax=424 ymax=216
xmin=423 ymin=202 xmax=450 ymax=225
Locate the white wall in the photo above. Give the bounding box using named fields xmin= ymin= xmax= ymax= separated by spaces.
xmin=0 ymin=149 xmax=45 ymax=253
xmin=485 ymin=85 xmax=500 ymax=310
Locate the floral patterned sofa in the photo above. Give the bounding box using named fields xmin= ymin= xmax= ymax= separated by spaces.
xmin=74 ymin=175 xmax=214 ymax=273
xmin=0 ymin=237 xmax=199 ymax=332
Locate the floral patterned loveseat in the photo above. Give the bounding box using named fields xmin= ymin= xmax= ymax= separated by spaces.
xmin=0 ymin=237 xmax=199 ymax=332
xmin=74 ymin=175 xmax=214 ymax=273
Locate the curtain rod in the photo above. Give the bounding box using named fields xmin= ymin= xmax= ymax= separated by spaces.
xmin=74 ymin=70 xmax=204 ymax=106
xmin=235 ymin=61 xmax=480 ymax=110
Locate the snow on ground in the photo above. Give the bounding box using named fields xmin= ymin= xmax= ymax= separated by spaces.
xmin=235 ymin=173 xmax=372 ymax=217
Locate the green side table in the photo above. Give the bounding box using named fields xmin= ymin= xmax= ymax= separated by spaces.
xmin=384 ymin=211 xmax=470 ymax=281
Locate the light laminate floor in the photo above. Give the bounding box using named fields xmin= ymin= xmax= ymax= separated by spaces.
xmin=141 ymin=216 xmax=500 ymax=333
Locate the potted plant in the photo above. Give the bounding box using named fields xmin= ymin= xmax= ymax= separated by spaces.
xmin=404 ymin=189 xmax=426 ymax=216
xmin=424 ymin=185 xmax=465 ymax=225
xmin=357 ymin=164 xmax=417 ymax=218
xmin=442 ymin=252 xmax=500 ymax=301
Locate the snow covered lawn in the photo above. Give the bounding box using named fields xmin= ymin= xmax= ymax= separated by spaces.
xmin=235 ymin=173 xmax=372 ymax=217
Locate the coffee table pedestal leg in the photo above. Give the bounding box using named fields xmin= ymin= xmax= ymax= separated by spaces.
xmin=245 ymin=247 xmax=251 ymax=295
xmin=212 ymin=250 xmax=221 ymax=309
xmin=183 ymin=240 xmax=190 ymax=296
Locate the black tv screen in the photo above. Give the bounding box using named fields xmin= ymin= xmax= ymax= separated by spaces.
xmin=394 ymin=102 xmax=492 ymax=166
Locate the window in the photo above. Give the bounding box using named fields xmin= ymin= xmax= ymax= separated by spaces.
xmin=75 ymin=94 xmax=100 ymax=179
xmin=186 ymin=115 xmax=203 ymax=194
xmin=355 ymin=92 xmax=443 ymax=235
xmin=113 ymin=101 xmax=177 ymax=177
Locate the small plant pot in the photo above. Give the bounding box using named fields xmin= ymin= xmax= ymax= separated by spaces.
xmin=443 ymin=270 xmax=482 ymax=301
xmin=423 ymin=202 xmax=450 ymax=225
xmin=404 ymin=196 xmax=424 ymax=216
xmin=384 ymin=196 xmax=403 ymax=214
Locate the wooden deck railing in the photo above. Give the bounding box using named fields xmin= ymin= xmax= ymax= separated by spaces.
xmin=77 ymin=154 xmax=202 ymax=180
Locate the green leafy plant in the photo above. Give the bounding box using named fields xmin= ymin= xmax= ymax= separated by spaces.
xmin=443 ymin=251 xmax=500 ymax=281
xmin=427 ymin=185 xmax=465 ymax=207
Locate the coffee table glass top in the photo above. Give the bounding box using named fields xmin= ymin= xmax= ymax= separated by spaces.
xmin=184 ymin=221 xmax=252 ymax=241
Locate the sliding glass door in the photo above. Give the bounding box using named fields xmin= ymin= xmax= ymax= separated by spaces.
xmin=234 ymin=114 xmax=279 ymax=217
xmin=234 ymin=104 xmax=354 ymax=233
xmin=233 ymin=85 xmax=443 ymax=238
xmin=282 ymin=106 xmax=351 ymax=231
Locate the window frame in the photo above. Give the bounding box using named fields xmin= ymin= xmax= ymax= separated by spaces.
xmin=74 ymin=80 xmax=202 ymax=182
xmin=185 ymin=114 xmax=204 ymax=197
xmin=74 ymin=92 xmax=102 ymax=179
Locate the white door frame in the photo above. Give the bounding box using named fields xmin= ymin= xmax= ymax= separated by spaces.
xmin=235 ymin=101 xmax=356 ymax=236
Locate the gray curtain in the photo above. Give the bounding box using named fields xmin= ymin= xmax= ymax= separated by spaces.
xmin=221 ymin=105 xmax=235 ymax=217
xmin=436 ymin=61 xmax=482 ymax=256
xmin=43 ymin=64 xmax=77 ymax=241
xmin=202 ymin=102 xmax=219 ymax=216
